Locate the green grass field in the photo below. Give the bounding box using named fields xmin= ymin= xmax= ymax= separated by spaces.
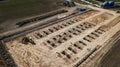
xmin=0 ymin=0 xmax=60 ymax=23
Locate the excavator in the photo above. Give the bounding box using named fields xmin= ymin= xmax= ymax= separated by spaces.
xmin=22 ymin=37 xmax=36 ymax=45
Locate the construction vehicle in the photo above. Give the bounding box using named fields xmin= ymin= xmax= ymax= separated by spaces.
xmin=76 ymin=8 xmax=86 ymax=11
xmin=22 ymin=37 xmax=36 ymax=45
xmin=103 ymin=0 xmax=120 ymax=8
xmin=63 ymin=1 xmax=76 ymax=7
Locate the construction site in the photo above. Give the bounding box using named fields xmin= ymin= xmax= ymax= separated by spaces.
xmin=0 ymin=1 xmax=120 ymax=67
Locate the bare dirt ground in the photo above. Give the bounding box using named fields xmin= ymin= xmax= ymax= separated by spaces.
xmin=87 ymin=13 xmax=113 ymax=25
xmin=4 ymin=5 xmax=120 ymax=67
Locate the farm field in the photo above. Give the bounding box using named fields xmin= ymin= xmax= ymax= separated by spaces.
xmin=0 ymin=0 xmax=60 ymax=23
xmin=98 ymin=39 xmax=120 ymax=67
